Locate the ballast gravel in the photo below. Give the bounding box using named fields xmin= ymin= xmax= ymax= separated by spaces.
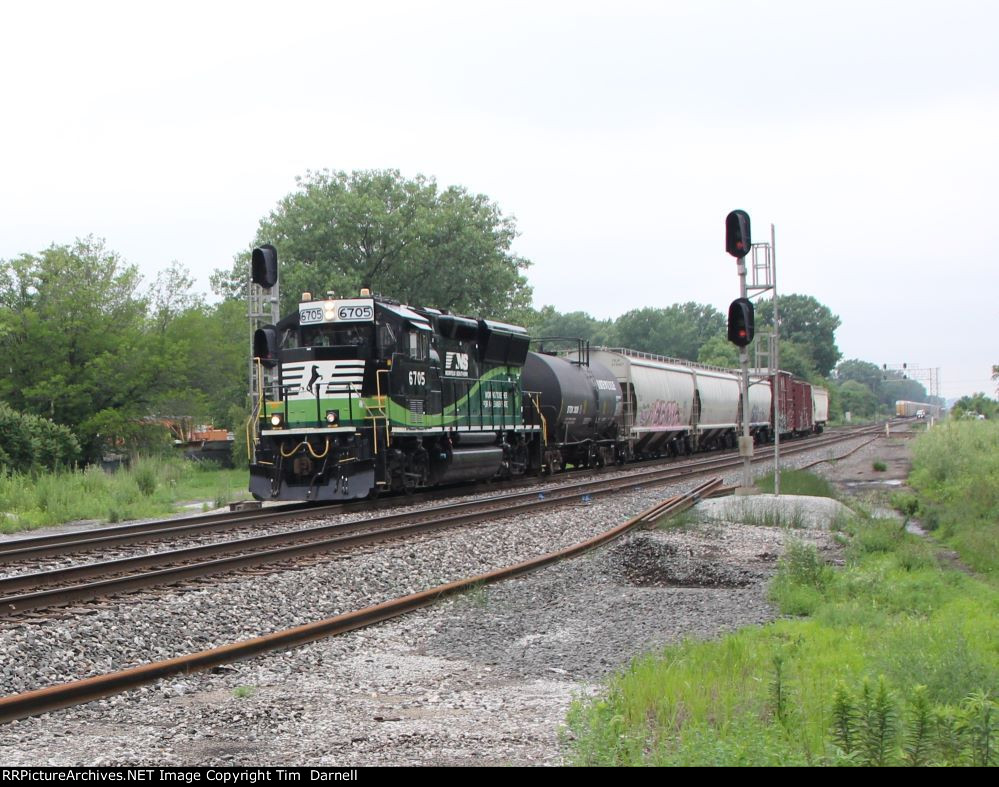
xmin=0 ymin=438 xmax=866 ymax=766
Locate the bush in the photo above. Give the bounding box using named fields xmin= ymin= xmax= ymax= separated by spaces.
xmin=0 ymin=402 xmax=80 ymax=473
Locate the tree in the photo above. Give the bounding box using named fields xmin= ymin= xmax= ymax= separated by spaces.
xmin=613 ymin=302 xmax=724 ymax=360
xmin=697 ymin=334 xmax=739 ymax=367
xmin=952 ymin=393 xmax=997 ymax=419
xmin=837 ymin=380 xmax=879 ymax=418
xmin=529 ymin=306 xmax=616 ymax=346
xmin=992 ymin=364 xmax=998 ymax=397
xmin=755 ymin=294 xmax=842 ymax=376
xmin=836 ymin=359 xmax=884 ymax=393
xmin=212 ymin=169 xmax=533 ymax=319
xmin=775 ymin=339 xmax=820 ymax=381
xmin=144 ymin=298 xmax=247 ymax=428
xmin=0 ymin=237 xmax=153 ymax=459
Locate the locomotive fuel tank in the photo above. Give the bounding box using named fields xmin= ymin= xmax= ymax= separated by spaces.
xmin=522 ymin=351 xmax=620 ymax=444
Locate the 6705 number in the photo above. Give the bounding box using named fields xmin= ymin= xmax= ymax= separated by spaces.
xmin=338 ymin=305 xmax=373 ymax=321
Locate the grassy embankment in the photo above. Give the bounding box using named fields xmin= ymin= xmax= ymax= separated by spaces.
xmin=564 ymin=423 xmax=998 ymax=766
xmin=0 ymin=457 xmax=251 ymax=533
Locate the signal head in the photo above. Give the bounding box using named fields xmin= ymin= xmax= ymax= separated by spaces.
xmin=251 ymin=244 xmax=278 ymax=289
xmin=725 ymin=210 xmax=752 ymax=258
xmin=727 ymin=297 xmax=755 ymax=347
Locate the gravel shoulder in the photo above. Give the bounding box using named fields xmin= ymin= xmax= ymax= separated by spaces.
xmin=0 ymin=434 xmax=893 ymax=766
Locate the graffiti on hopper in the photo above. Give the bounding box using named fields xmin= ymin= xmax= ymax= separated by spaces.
xmin=638 ymin=399 xmax=682 ymax=427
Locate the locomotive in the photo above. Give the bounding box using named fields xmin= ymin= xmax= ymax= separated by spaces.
xmin=247 ymin=250 xmax=827 ymax=502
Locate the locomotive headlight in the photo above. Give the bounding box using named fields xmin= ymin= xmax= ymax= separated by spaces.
xmin=269 ymin=413 xmax=284 ymax=428
xmin=325 ymin=410 xmax=339 ymax=426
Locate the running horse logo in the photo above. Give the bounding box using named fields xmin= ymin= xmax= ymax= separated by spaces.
xmin=306 ymin=365 xmax=323 ymax=394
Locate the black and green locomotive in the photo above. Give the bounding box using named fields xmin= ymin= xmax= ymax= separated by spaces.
xmin=250 ymin=286 xmax=541 ymax=501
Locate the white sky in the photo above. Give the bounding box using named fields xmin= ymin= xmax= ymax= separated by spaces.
xmin=2 ymin=0 xmax=996 ymax=399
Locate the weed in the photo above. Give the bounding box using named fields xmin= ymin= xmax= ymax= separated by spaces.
xmin=461 ymin=581 xmax=489 ymax=607
xmin=134 ymin=465 xmax=157 ymax=497
xmin=831 ymin=683 xmax=858 ymax=756
xmin=890 ymin=491 xmax=919 ymax=517
xmin=656 ymin=509 xmax=699 ymax=531
xmin=903 ymin=685 xmax=932 ymax=766
xmin=872 ymin=460 xmax=887 ymax=472
xmin=232 ymin=685 xmax=255 ymax=699
xmin=858 ymin=676 xmax=897 ymax=766
xmin=958 ymin=690 xmax=997 ymax=766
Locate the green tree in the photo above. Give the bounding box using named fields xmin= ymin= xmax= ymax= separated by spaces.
xmin=144 ymin=299 xmax=247 ymax=427
xmin=952 ymin=393 xmax=997 ymax=419
xmin=212 ymin=169 xmax=533 ymax=319
xmin=755 ymin=294 xmax=842 ymax=376
xmin=775 ymin=339 xmax=820 ymax=381
xmin=837 ymin=380 xmax=879 ymax=418
xmin=529 ymin=306 xmax=616 ymax=346
xmin=613 ymin=302 xmax=724 ymax=360
xmin=697 ymin=333 xmax=739 ymax=367
xmin=836 ymin=359 xmax=883 ymax=393
xmin=0 ymin=237 xmax=152 ymax=459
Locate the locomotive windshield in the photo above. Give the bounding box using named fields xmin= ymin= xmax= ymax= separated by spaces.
xmin=300 ymin=324 xmax=371 ymax=348
xmin=280 ymin=324 xmax=375 ymax=358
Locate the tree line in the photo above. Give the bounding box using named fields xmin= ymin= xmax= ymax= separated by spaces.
xmin=0 ymin=169 xmax=980 ymax=469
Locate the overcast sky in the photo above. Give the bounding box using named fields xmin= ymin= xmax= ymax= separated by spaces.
xmin=2 ymin=0 xmax=996 ymax=399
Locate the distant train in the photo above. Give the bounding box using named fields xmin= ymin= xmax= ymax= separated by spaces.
xmin=248 ymin=250 xmax=826 ymax=502
xmin=895 ymin=400 xmax=941 ymax=419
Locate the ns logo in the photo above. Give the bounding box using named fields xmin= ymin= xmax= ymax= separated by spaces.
xmin=444 ymin=351 xmax=469 ymax=376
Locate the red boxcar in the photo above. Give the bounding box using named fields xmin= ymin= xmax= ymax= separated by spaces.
xmin=770 ymin=371 xmax=815 ymax=436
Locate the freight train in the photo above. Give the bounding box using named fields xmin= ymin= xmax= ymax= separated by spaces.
xmin=248 ymin=260 xmax=827 ymax=502
xmin=895 ymin=400 xmax=941 ymax=419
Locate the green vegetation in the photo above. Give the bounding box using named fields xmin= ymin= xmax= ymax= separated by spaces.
xmin=565 ymin=514 xmax=998 ymax=765
xmin=0 ymin=402 xmax=80 ymax=473
xmin=564 ymin=464 xmax=999 ymax=765
xmin=211 ymin=169 xmax=533 ymax=319
xmin=755 ymin=468 xmax=837 ymax=499
xmin=0 ymin=239 xmax=247 ymax=462
xmin=908 ymin=419 xmax=999 ymax=579
xmin=0 ymin=458 xmax=250 ymax=533
xmin=951 ymin=392 xmax=997 ymax=421
xmin=872 ymin=460 xmax=887 ymax=472
xmin=232 ymin=685 xmax=256 ymax=699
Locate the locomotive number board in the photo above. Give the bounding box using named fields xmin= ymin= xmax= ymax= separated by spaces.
xmin=299 ymin=299 xmax=375 ymax=324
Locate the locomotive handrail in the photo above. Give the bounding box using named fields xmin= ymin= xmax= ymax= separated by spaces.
xmin=248 ymin=357 xmax=266 ymax=462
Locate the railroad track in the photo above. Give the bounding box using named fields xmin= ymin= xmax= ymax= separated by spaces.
xmin=0 ymin=421 xmax=883 ymax=564
xmin=0 ymin=425 xmax=883 ymax=618
xmin=0 ymin=478 xmax=723 ymax=723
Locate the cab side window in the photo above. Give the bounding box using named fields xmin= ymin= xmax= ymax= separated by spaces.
xmin=408 ymin=330 xmax=429 ymax=361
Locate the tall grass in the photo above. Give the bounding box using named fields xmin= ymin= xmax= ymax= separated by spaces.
xmin=908 ymin=420 xmax=999 ymax=579
xmin=0 ymin=457 xmax=250 ymax=532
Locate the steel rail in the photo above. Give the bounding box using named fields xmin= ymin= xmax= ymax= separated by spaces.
xmin=0 ymin=479 xmax=721 ymax=724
